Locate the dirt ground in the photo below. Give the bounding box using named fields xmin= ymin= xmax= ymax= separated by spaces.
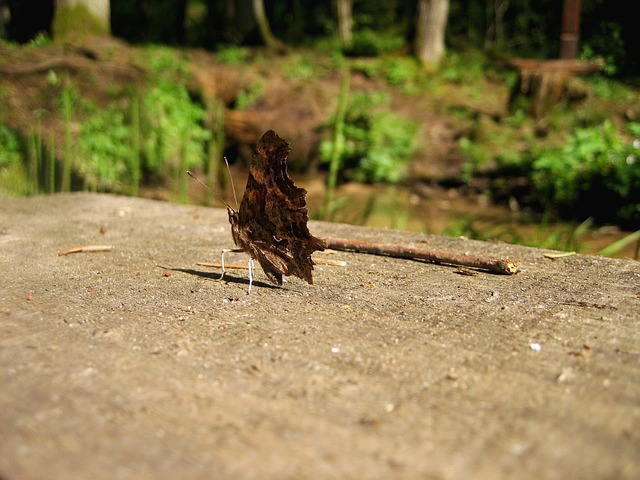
xmin=1 ymin=192 xmax=639 ymax=479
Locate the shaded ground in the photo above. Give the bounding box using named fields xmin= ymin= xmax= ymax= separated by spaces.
xmin=1 ymin=193 xmax=639 ymax=479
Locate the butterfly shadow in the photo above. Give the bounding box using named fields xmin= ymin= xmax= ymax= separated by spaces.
xmin=158 ymin=265 xmax=279 ymax=291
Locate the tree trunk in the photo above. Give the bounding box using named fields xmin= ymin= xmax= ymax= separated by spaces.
xmin=415 ymin=0 xmax=449 ymax=66
xmin=485 ymin=0 xmax=510 ymax=49
xmin=251 ymin=0 xmax=286 ymax=52
xmin=335 ymin=0 xmax=352 ymax=48
xmin=53 ymin=0 xmax=111 ymax=41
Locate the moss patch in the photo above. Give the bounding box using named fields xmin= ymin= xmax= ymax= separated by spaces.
xmin=52 ymin=4 xmax=109 ymax=42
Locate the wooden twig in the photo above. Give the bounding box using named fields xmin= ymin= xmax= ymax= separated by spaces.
xmin=198 ymin=261 xmax=246 ymax=270
xmin=58 ymin=245 xmax=113 ymax=256
xmin=543 ymin=251 xmax=576 ymax=259
xmin=198 ymin=257 xmax=347 ymax=270
xmin=313 ymin=257 xmax=348 ymax=267
xmin=322 ymin=237 xmax=519 ymax=275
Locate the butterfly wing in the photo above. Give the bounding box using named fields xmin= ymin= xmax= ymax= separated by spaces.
xmin=235 ymin=130 xmax=326 ymax=285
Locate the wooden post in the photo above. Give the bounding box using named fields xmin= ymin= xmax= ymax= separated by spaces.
xmin=560 ymin=0 xmax=581 ymax=59
xmin=506 ymin=58 xmax=603 ymax=118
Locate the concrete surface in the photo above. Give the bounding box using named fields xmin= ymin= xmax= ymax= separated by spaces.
xmin=1 ymin=193 xmax=638 ymax=479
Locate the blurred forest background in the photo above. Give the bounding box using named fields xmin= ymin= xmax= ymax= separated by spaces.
xmin=1 ymin=0 xmax=638 ymax=257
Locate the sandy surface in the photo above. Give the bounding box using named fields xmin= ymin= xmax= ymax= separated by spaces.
xmin=1 ymin=193 xmax=639 ymax=479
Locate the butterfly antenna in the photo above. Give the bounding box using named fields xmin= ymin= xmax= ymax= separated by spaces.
xmin=224 ymin=157 xmax=239 ymax=209
xmin=187 ymin=170 xmax=209 ymax=189
xmin=186 ymin=171 xmax=232 ymax=209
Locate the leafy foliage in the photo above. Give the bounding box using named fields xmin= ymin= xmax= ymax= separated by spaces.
xmin=320 ymin=92 xmax=418 ymax=183
xmin=343 ymin=30 xmax=404 ymax=57
xmin=143 ymin=51 xmax=212 ymax=202
xmin=532 ymin=120 xmax=640 ymax=226
xmin=78 ymin=102 xmax=132 ymax=191
xmin=0 ymin=124 xmax=32 ymax=196
xmin=0 ymin=124 xmax=22 ymax=168
xmin=215 ymin=45 xmax=250 ymax=65
xmin=48 ymin=48 xmax=211 ymax=199
xmin=234 ymin=79 xmax=265 ymax=109
xmin=142 ymin=78 xmax=210 ymax=175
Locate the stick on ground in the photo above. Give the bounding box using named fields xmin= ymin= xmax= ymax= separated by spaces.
xmin=58 ymin=245 xmax=113 ymax=256
xmin=322 ymin=237 xmax=519 ymax=275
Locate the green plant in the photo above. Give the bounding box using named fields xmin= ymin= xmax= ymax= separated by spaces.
xmin=234 ymin=79 xmax=265 ymax=109
xmin=343 ymin=30 xmax=403 ymax=57
xmin=282 ymin=55 xmax=316 ymax=80
xmin=129 ymin=97 xmax=141 ymax=196
xmin=215 ymin=44 xmax=250 ymax=64
xmin=78 ymin=101 xmax=133 ymax=192
xmin=350 ymin=57 xmax=387 ymax=80
xmin=320 ymin=91 xmax=418 ymax=184
xmin=0 ymin=124 xmax=31 ymax=197
xmin=459 ymin=136 xmax=490 ymax=182
xmin=27 ymin=120 xmax=43 ymax=191
xmin=148 ymin=46 xmax=190 ymax=79
xmin=379 ymin=57 xmax=423 ymax=93
xmin=628 ymin=122 xmax=640 ymax=137
xmin=28 ymin=32 xmax=52 ymax=48
xmin=0 ymin=124 xmax=22 ymax=169
xmin=205 ymin=96 xmax=225 ymax=206
xmin=532 ymin=120 xmax=640 ymax=226
xmin=323 ymin=65 xmax=350 ymax=220
xmin=441 ymin=214 xmax=601 ymax=255
xmin=458 ymin=107 xmax=539 ymax=183
xmin=143 ymin=47 xmax=211 ymax=187
xmin=0 ymin=32 xmax=52 ymax=49
xmin=47 ymin=131 xmax=56 ymax=193
xmin=42 ymin=47 xmax=213 ymax=201
xmin=441 ymin=51 xmax=484 ymax=85
xmin=597 ymin=229 xmax=640 ymax=259
xmin=142 ymin=79 xmax=211 ymax=202
xmin=441 ymin=215 xmax=499 ymax=242
xmin=587 ymin=76 xmax=634 ymax=102
xmin=356 ymin=111 xmax=418 ymax=183
xmin=530 ymin=216 xmax=594 ymax=252
xmin=580 ymin=22 xmax=623 ymax=77
xmin=59 ymin=85 xmax=78 ymax=192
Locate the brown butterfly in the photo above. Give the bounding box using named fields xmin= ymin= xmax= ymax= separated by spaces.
xmin=223 ymin=130 xmax=326 ymax=291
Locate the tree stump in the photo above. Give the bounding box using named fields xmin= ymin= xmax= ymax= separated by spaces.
xmin=506 ymin=58 xmax=604 ymax=117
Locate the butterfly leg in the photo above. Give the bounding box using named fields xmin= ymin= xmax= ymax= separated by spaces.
xmin=219 ymin=249 xmax=230 ymax=280
xmin=219 ymin=248 xmax=243 ymax=280
xmin=247 ymin=258 xmax=254 ymax=294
